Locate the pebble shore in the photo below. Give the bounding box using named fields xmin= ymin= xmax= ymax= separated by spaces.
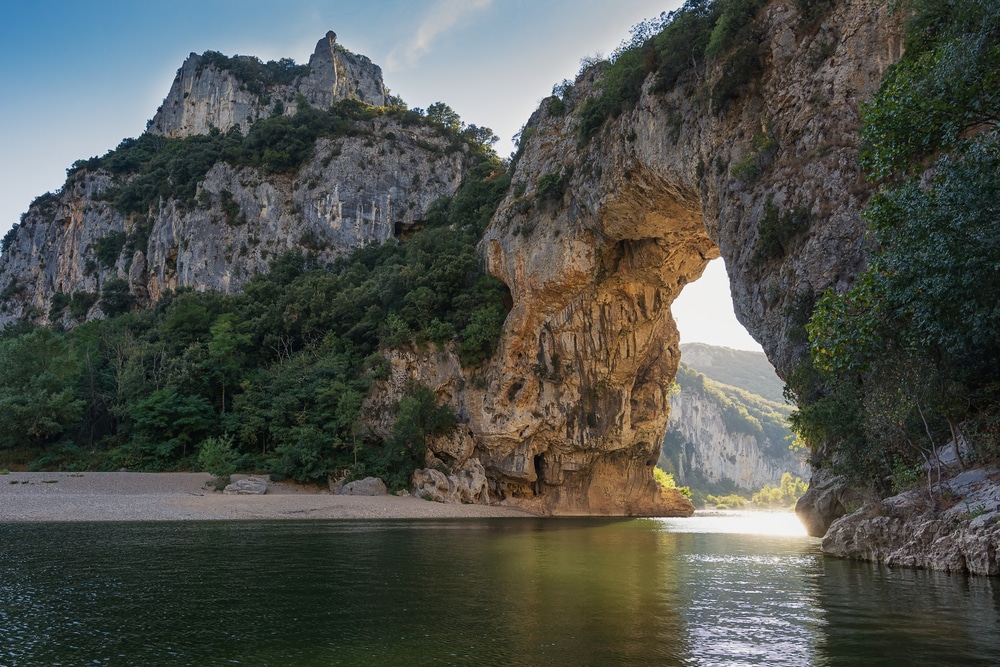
xmin=0 ymin=472 xmax=535 ymax=521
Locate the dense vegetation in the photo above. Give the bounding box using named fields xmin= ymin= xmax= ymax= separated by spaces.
xmin=789 ymin=0 xmax=1000 ymax=493
xmin=703 ymin=473 xmax=809 ymax=509
xmin=1 ymin=101 xmax=511 ymax=488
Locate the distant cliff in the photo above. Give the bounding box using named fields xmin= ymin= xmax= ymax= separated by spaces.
xmin=149 ymin=31 xmax=386 ymax=138
xmin=663 ymin=367 xmax=807 ymax=492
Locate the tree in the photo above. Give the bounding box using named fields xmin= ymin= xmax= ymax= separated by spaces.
xmin=0 ymin=329 xmax=84 ymax=447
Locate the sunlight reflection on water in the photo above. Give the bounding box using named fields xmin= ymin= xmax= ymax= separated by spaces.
xmin=656 ymin=510 xmax=810 ymax=537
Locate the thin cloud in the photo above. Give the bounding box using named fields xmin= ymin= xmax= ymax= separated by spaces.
xmin=386 ymin=0 xmax=493 ymax=71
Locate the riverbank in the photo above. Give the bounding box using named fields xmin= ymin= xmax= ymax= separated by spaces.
xmin=0 ymin=471 xmax=535 ymax=521
xmin=821 ymin=464 xmax=1000 ymax=576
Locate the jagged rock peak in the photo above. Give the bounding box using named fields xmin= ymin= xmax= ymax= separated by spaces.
xmin=148 ymin=31 xmax=385 ymax=138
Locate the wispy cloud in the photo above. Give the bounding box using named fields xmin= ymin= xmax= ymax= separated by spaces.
xmin=386 ymin=0 xmax=493 ymax=71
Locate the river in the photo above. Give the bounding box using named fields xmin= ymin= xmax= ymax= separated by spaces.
xmin=1 ymin=512 xmax=998 ymax=666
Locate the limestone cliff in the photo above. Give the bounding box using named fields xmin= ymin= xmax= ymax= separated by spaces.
xmin=469 ymin=0 xmax=901 ymax=514
xmin=663 ymin=364 xmax=808 ymax=492
xmin=148 ymin=31 xmax=385 ymax=138
xmin=0 ymin=123 xmax=467 ymax=325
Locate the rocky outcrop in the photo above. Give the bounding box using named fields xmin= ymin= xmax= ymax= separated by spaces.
xmin=412 ymin=458 xmax=490 ymax=504
xmin=0 ymin=2 xmax=905 ymax=519
xmin=148 ymin=31 xmax=385 ymax=138
xmin=795 ymin=469 xmax=852 ymax=537
xmin=0 ymin=119 xmax=468 ymax=325
xmin=823 ymin=468 xmax=1000 ymax=576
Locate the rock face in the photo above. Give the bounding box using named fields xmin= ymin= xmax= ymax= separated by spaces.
xmin=148 ymin=31 xmax=385 ymax=139
xmin=823 ymin=468 xmax=1000 ymax=576
xmin=794 ymin=469 xmax=852 ymax=537
xmin=470 ymin=0 xmax=901 ymax=514
xmin=664 ymin=374 xmax=808 ymax=491
xmin=412 ymin=458 xmax=490 ymax=504
xmin=0 ymin=117 xmax=467 ymax=325
xmin=223 ymin=476 xmax=269 ymax=495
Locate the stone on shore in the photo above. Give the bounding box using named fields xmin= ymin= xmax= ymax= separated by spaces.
xmin=339 ymin=476 xmax=387 ymax=496
xmin=223 ymin=476 xmax=269 ymax=495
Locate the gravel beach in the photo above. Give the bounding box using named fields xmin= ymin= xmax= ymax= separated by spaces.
xmin=0 ymin=472 xmax=535 ymax=521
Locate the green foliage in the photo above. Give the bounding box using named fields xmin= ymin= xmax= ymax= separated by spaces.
xmin=705 ymin=492 xmax=748 ymax=508
xmin=705 ymin=0 xmax=767 ymax=60
xmin=753 ymin=200 xmax=810 ymax=263
xmin=654 ymin=466 xmax=691 ymax=497
xmin=577 ymin=0 xmax=771 ymax=143
xmin=859 ymin=0 xmax=1000 ymax=180
xmin=0 ymin=147 xmax=511 ymax=483
xmin=69 ymin=292 xmax=98 ymax=320
xmin=0 ymin=329 xmax=83 ymax=448
xmin=792 ymin=2 xmax=1000 ymax=489
xmin=372 ymin=385 xmax=457 ymax=490
xmin=94 ymin=231 xmax=127 ymax=269
xmin=198 ymin=434 xmax=239 ymax=480
xmin=750 ymin=472 xmax=808 ymax=507
xmin=100 ymin=277 xmax=133 ymax=317
xmin=536 ymin=169 xmax=572 ymax=203
xmin=2 ymin=224 xmax=19 ymax=254
xmin=710 ymin=40 xmax=766 ymax=115
xmin=795 ymin=0 xmax=834 ymax=27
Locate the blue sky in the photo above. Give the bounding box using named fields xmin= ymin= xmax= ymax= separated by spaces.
xmin=0 ymin=0 xmax=762 ymax=352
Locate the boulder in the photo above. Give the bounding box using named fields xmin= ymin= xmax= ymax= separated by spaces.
xmin=795 ymin=469 xmax=848 ymax=537
xmin=339 ymin=476 xmax=387 ymax=496
xmin=412 ymin=458 xmax=489 ymax=504
xmin=223 ymin=476 xmax=268 ymax=495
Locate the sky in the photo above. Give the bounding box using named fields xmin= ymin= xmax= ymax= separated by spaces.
xmin=0 ymin=0 xmax=762 ymax=353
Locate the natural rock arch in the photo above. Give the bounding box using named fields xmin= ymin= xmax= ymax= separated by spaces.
xmin=468 ymin=0 xmax=903 ymax=515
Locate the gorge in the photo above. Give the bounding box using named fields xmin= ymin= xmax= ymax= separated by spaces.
xmin=2 ymin=0 xmax=998 ymax=573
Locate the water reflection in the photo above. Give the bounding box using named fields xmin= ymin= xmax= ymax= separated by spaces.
xmin=1 ymin=517 xmax=999 ymax=666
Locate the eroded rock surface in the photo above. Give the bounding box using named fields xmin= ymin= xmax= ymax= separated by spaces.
xmin=0 ymin=119 xmax=468 ymax=325
xmin=470 ymin=0 xmax=901 ymax=514
xmin=148 ymin=31 xmax=385 ymax=139
xmin=823 ymin=468 xmax=1000 ymax=576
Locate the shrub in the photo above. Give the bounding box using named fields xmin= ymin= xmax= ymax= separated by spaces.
xmin=94 ymin=231 xmax=127 ymax=270
xmin=198 ymin=434 xmax=239 ymax=484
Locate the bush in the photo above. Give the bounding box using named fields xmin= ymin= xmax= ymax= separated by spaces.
xmin=198 ymin=435 xmax=238 ymax=483
xmin=94 ymin=231 xmax=127 ymax=270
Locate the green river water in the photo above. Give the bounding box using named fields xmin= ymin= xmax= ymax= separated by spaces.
xmin=1 ymin=512 xmax=998 ymax=666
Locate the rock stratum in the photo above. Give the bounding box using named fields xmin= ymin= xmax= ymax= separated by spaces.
xmin=0 ymin=1 xmax=904 ymax=518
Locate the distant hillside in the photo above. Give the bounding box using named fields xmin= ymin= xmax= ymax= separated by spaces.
xmin=679 ymin=342 xmax=784 ymax=403
xmin=660 ymin=344 xmax=807 ymax=493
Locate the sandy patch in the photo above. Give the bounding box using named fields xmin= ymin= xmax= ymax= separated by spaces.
xmin=0 ymin=472 xmax=535 ymax=522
